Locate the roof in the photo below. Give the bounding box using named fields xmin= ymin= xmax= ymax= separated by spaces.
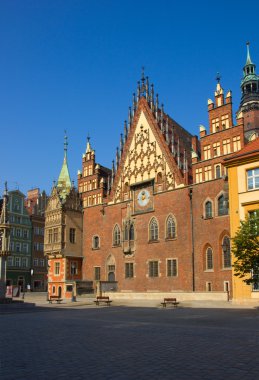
xmin=224 ymin=137 xmax=259 ymax=165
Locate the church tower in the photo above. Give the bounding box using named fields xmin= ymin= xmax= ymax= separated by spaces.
xmin=237 ymin=42 xmax=259 ymax=140
xmin=44 ymin=134 xmax=83 ymax=301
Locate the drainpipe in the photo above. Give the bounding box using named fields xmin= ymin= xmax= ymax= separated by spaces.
xmin=188 ymin=187 xmax=195 ymax=291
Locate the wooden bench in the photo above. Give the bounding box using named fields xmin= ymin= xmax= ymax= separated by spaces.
xmin=94 ymin=296 xmax=112 ymax=306
xmin=161 ymin=298 xmax=179 ymax=308
xmin=48 ymin=296 xmax=63 ymax=304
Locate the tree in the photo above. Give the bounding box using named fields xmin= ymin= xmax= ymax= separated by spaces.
xmin=232 ymin=214 xmax=259 ymax=286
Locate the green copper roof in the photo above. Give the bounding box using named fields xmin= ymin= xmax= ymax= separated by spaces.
xmin=57 ymin=133 xmax=72 ymax=200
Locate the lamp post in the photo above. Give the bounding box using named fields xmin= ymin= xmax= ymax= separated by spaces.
xmin=71 ymin=262 xmax=76 ymax=302
xmin=30 ymin=268 xmax=34 ymax=291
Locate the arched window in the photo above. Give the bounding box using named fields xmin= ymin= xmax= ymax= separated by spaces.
xmin=205 ymin=201 xmax=213 ymax=219
xmin=222 ymin=236 xmax=231 ymax=268
xmin=113 ymin=225 xmax=121 ymax=246
xmin=215 ymin=165 xmax=221 ymax=179
xmin=124 ymin=223 xmax=129 ymax=241
xmin=92 ymin=235 xmax=100 ymax=249
xmin=218 ymin=195 xmax=228 ymax=216
xmin=206 ymin=247 xmax=213 ymax=270
xmin=166 ymin=216 xmax=176 ymax=239
xmin=149 ymin=218 xmax=158 ymax=241
xmin=129 ymin=223 xmax=134 ymax=241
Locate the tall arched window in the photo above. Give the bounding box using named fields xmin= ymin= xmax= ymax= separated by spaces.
xmin=149 ymin=218 xmax=158 ymax=241
xmin=222 ymin=236 xmax=231 ymax=268
xmin=129 ymin=223 xmax=134 ymax=241
xmin=215 ymin=165 xmax=221 ymax=179
xmin=124 ymin=223 xmax=129 ymax=241
xmin=218 ymin=195 xmax=228 ymax=216
xmin=113 ymin=225 xmax=121 ymax=246
xmin=205 ymin=201 xmax=213 ymax=219
xmin=92 ymin=235 xmax=100 ymax=249
xmin=166 ymin=216 xmax=176 ymax=239
xmin=206 ymin=247 xmax=213 ymax=270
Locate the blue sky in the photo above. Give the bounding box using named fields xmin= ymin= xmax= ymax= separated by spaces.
xmin=1 ymin=0 xmax=259 ymax=196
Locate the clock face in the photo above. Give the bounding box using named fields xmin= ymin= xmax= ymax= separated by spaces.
xmin=137 ymin=189 xmax=150 ymax=207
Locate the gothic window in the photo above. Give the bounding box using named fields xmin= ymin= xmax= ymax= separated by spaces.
xmin=113 ymin=224 xmax=121 ymax=246
xmin=166 ymin=215 xmax=176 ymax=239
xmin=215 ymin=165 xmax=221 ymax=179
xmin=222 ymin=236 xmax=231 ymax=268
xmin=205 ymin=201 xmax=213 ymax=219
xmin=92 ymin=235 xmax=100 ymax=249
xmin=124 ymin=224 xmax=129 ymax=241
xmin=206 ymin=247 xmax=213 ymax=270
xmin=149 ymin=218 xmax=158 ymax=241
xmin=129 ymin=223 xmax=134 ymax=241
xmin=218 ymin=195 xmax=228 ymax=216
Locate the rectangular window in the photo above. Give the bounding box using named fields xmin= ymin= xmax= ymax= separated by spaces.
xmin=92 ymin=194 xmax=97 ymax=205
xmin=48 ymin=229 xmax=53 ymax=243
xmin=125 ymin=263 xmax=134 ymax=278
xmin=22 ymin=243 xmax=28 ymax=253
xmin=149 ymin=261 xmax=159 ymax=277
xmin=69 ymin=228 xmax=76 ymax=244
xmin=204 ymin=166 xmax=212 ymax=181
xmin=21 ymin=258 xmax=27 ymax=267
xmin=221 ymin=114 xmax=229 ymax=129
xmin=83 ymin=167 xmax=88 ymax=177
xmin=223 ymin=139 xmax=231 ymax=154
xmin=53 ymin=228 xmax=58 ymax=243
xmin=7 ymin=257 xmax=13 ymax=266
xmin=83 ymin=198 xmax=87 ymax=208
xmin=40 ymin=259 xmax=45 ymax=267
xmin=167 ymin=259 xmax=178 ymax=277
xmin=16 ymin=228 xmax=21 ymax=237
xmin=213 ymin=142 xmax=220 ymax=157
xmin=233 ymin=136 xmax=241 ymax=152
xmin=195 ymin=168 xmax=203 ymax=183
xmin=248 ymin=210 xmax=259 ymax=235
xmin=212 ymin=118 xmax=219 ymax=133
xmin=16 ymin=243 xmax=21 ymax=252
xmin=54 ymin=262 xmax=60 ymax=275
xmin=70 ymin=261 xmax=78 ymax=275
xmin=94 ymin=267 xmax=101 ymax=280
xmin=23 ymin=229 xmax=29 ymax=239
xmin=203 ymin=145 xmax=211 ymax=160
xmin=33 ymin=258 xmax=39 ymax=266
xmin=247 ymin=168 xmax=259 ymax=190
xmin=97 ymin=194 xmax=102 ymax=204
xmin=15 ymin=257 xmax=21 ymax=267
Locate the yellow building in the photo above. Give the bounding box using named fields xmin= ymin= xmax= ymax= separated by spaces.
xmin=225 ymin=138 xmax=259 ymax=303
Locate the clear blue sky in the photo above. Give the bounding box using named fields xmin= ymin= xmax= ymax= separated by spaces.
xmin=1 ymin=0 xmax=259 ymax=196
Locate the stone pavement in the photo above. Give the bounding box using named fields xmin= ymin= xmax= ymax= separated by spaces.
xmin=0 ymin=296 xmax=259 ymax=379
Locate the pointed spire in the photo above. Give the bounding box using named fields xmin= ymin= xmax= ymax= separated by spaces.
xmin=150 ymin=84 xmax=154 ymax=111
xmin=120 ymin=133 xmax=124 ymax=157
xmin=246 ymin=41 xmax=253 ymax=65
xmin=64 ymin=130 xmax=68 ymax=161
xmin=145 ymin=76 xmax=149 ymax=100
xmin=128 ymin=106 xmax=132 ymax=127
xmin=165 ymin=116 xmax=169 ymax=144
xmin=132 ymin=93 xmax=136 ymax=115
xmin=177 ymin=138 xmax=180 ymax=167
xmin=137 ymin=81 xmax=140 ymax=103
xmin=124 ymin=120 xmax=128 ymax=142
xmin=171 ymin=126 xmax=175 ymax=156
xmin=111 ymin=160 xmax=115 ymax=184
xmin=57 ymin=132 xmax=72 ymax=199
xmin=86 ymin=133 xmax=93 ymax=153
xmin=155 ymin=94 xmax=159 ymax=120
xmin=160 ymin=104 xmax=164 ymax=132
xmin=116 ymin=147 xmax=120 ymax=170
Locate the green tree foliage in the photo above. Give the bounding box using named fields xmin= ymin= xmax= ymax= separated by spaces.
xmin=232 ymin=215 xmax=259 ymax=285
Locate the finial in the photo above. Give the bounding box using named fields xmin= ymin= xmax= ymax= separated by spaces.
xmin=87 ymin=133 xmax=90 ymax=143
xmin=132 ymin=93 xmax=136 ymax=114
xmin=4 ymin=181 xmax=8 ymax=196
xmin=141 ymin=66 xmax=145 ymax=83
xmin=64 ymin=130 xmax=68 ymax=159
xmin=246 ymin=41 xmax=253 ymax=65
xmin=137 ymin=81 xmax=140 ymax=102
xmin=124 ymin=120 xmax=128 ymax=142
xmin=216 ymin=72 xmax=221 ymax=84
xmin=145 ymin=76 xmax=149 ymax=100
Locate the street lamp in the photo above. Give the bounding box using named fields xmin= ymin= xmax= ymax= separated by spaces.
xmin=71 ymin=262 xmax=76 ymax=302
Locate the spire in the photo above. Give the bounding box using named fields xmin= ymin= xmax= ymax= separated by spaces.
xmin=86 ymin=133 xmax=93 ymax=153
xmin=246 ymin=41 xmax=253 ymax=65
xmin=57 ymin=132 xmax=72 ymax=199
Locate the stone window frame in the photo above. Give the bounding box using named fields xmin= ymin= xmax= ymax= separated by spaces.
xmin=222 ymin=235 xmax=231 ymax=269
xmin=125 ymin=262 xmax=134 ymax=279
xmin=148 ymin=260 xmax=159 ymax=277
xmin=166 ymin=258 xmax=178 ymax=277
xmin=205 ymin=247 xmax=214 ymax=271
xmin=204 ymin=198 xmax=213 ymax=219
xmin=149 ymin=217 xmax=159 ymax=242
xmin=215 ymin=191 xmax=228 ymax=217
xmin=165 ymin=214 xmax=177 ymax=240
xmin=112 ymin=224 xmax=121 ymax=247
xmin=92 ymin=235 xmax=100 ymax=250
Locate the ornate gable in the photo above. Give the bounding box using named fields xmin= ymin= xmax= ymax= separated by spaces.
xmin=110 ymin=97 xmax=186 ymax=204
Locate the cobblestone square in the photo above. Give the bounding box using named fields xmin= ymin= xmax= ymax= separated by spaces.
xmin=1 ymin=305 xmax=259 ymax=379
